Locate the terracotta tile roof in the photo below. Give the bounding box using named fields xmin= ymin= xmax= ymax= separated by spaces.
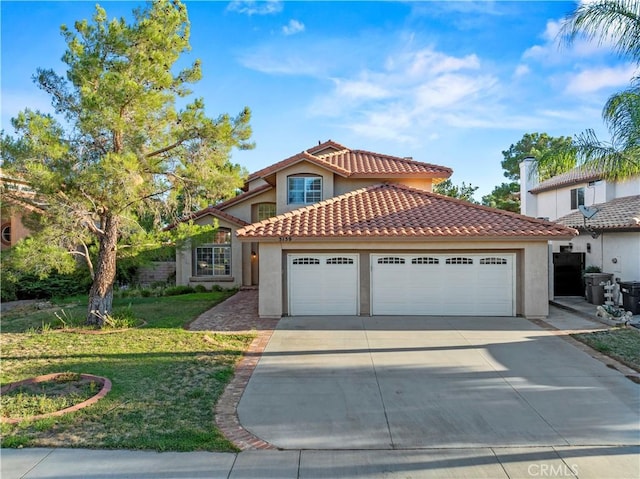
xmin=555 ymin=195 xmax=640 ymax=230
xmin=248 ymin=151 xmax=351 ymax=182
xmin=165 ymin=206 xmax=249 ymax=231
xmin=317 ymin=149 xmax=452 ymax=177
xmin=247 ymin=143 xmax=452 ymax=182
xmin=307 ymin=140 xmax=349 ymax=155
xmin=214 ymin=184 xmax=273 ymax=210
xmin=529 ymin=167 xmax=603 ymax=193
xmin=236 ymin=183 xmax=576 ymax=241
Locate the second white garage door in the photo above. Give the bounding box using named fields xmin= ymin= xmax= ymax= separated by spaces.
xmin=288 ymin=254 xmax=359 ymax=315
xmin=371 ymin=253 xmax=515 ymax=316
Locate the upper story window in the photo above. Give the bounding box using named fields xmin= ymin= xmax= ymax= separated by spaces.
xmin=570 ymin=187 xmax=585 ymax=210
xmin=256 ymin=203 xmax=276 ymax=221
xmin=288 ymin=176 xmax=322 ymax=204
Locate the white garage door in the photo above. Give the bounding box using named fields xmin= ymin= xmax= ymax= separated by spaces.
xmin=288 ymin=254 xmax=359 ymax=315
xmin=371 ymin=253 xmax=515 ymax=316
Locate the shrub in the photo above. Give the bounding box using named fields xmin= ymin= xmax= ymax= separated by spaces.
xmin=12 ymin=270 xmax=92 ymax=301
xmin=164 ymin=285 xmax=196 ymax=296
xmin=194 ymin=284 xmax=208 ymax=293
xmin=1 ymin=276 xmax=18 ymax=302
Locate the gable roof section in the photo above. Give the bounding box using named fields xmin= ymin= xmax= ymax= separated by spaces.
xmin=248 ymin=151 xmax=352 ymax=183
xmin=165 ymin=206 xmax=249 ymax=231
xmin=247 ymin=143 xmax=452 ymax=183
xmin=236 ymin=183 xmax=576 ymax=241
xmin=529 ymin=167 xmax=602 ymax=194
xmin=214 ymin=184 xmax=273 ymax=210
xmin=555 ymin=195 xmax=640 ymax=230
xmin=307 ymin=140 xmax=349 ymax=155
xmin=317 ymin=149 xmax=452 ymax=178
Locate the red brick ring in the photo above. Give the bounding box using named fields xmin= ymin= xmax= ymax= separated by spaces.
xmin=1 ymin=373 xmax=112 ymax=424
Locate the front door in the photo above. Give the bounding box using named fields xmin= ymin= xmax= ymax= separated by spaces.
xmin=553 ymin=252 xmax=585 ymax=296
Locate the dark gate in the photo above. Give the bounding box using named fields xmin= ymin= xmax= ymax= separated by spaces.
xmin=553 ymin=252 xmax=585 ymax=296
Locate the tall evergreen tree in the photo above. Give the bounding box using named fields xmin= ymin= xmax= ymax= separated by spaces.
xmin=1 ymin=1 xmax=253 ymax=326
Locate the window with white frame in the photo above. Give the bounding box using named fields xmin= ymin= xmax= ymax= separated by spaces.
xmin=194 ymin=228 xmax=231 ymax=277
xmin=570 ymin=187 xmax=585 ymax=210
xmin=287 ymin=176 xmax=322 ymax=204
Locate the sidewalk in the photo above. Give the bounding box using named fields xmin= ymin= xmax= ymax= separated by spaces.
xmin=3 ymin=445 xmax=639 ymax=478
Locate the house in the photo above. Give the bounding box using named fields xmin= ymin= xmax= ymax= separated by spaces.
xmin=520 ymin=158 xmax=640 ymax=297
xmin=174 ymin=141 xmax=575 ymax=318
xmin=0 ymin=170 xmax=39 ymax=251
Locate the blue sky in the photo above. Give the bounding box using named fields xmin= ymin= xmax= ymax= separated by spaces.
xmin=1 ymin=1 xmax=636 ymax=199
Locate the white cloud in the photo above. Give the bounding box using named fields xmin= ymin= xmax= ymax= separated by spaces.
xmin=226 ymin=0 xmax=282 ymax=16
xmin=564 ymin=64 xmax=638 ymax=94
xmin=307 ymin=45 xmax=502 ymax=144
xmin=333 ymin=78 xmax=390 ymax=101
xmin=239 ymin=47 xmax=321 ymax=76
xmin=523 ymin=18 xmax=618 ymax=63
xmin=282 ymin=19 xmax=304 ymax=36
xmin=514 ymin=64 xmax=530 ymax=78
xmin=391 ymin=48 xmax=480 ymax=78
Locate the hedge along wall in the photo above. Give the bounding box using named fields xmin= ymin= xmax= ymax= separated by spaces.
xmin=136 ymin=261 xmax=176 ymax=287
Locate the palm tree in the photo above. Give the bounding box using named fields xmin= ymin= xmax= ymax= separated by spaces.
xmin=539 ymin=0 xmax=640 ymax=180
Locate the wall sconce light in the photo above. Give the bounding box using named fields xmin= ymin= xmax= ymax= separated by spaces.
xmin=612 ymin=257 xmax=618 ymax=264
xmin=251 ymin=251 xmax=257 ymax=258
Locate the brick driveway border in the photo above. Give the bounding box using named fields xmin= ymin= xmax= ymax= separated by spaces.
xmin=187 ymin=288 xmax=279 ymax=450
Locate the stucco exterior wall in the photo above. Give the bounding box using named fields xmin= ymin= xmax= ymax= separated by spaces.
xmin=246 ymin=177 xmax=269 ymax=191
xmin=257 ymin=242 xmax=284 ymax=318
xmin=252 ymin=239 xmax=550 ymax=319
xmin=560 ymin=232 xmax=640 ymax=282
xmin=223 ymin=188 xmax=276 ymax=223
xmin=534 ymin=182 xmax=607 ymax=221
xmin=0 ymin=208 xmax=32 ymax=250
xmin=333 ymin=177 xmax=433 ymax=196
xmin=612 ymin=177 xmax=640 ymax=199
xmin=530 ymin=176 xmax=639 ymax=221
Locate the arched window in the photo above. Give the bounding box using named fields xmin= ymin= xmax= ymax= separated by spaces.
xmin=0 ymin=223 xmax=11 ymax=246
xmin=195 ymin=228 xmax=231 ymax=277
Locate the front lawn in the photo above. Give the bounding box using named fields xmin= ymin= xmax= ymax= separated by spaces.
xmin=572 ymin=328 xmax=640 ymax=372
xmin=0 ymin=291 xmax=254 ymax=451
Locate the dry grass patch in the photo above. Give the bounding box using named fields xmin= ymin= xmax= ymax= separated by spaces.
xmin=1 ymin=292 xmax=254 ymax=451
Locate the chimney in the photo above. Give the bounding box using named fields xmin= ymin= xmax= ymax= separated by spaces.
xmin=520 ymin=157 xmax=539 ymax=217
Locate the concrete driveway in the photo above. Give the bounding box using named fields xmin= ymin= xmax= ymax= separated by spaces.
xmin=238 ymin=315 xmax=640 ymax=450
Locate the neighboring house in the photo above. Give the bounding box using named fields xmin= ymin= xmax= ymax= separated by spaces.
xmin=0 ymin=170 xmax=39 ymax=251
xmin=174 ymin=141 xmax=575 ymax=319
xmin=520 ymin=158 xmax=640 ymax=297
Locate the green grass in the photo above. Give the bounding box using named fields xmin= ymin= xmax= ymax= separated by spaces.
xmin=572 ymin=328 xmax=640 ymax=372
xmin=1 ymin=291 xmax=255 ymax=451
xmin=1 ymin=373 xmax=99 ymax=419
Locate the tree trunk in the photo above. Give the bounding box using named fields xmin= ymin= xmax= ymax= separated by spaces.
xmin=86 ymin=214 xmax=119 ymax=327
